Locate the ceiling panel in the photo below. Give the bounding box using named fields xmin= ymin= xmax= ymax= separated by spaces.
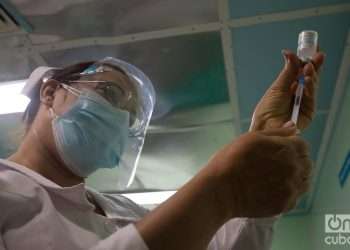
xmin=231 ymin=13 xmax=350 ymax=120
xmin=11 ymin=0 xmax=218 ymax=43
xmin=229 ymin=0 xmax=349 ymax=18
xmin=0 ymin=35 xmax=38 ymax=82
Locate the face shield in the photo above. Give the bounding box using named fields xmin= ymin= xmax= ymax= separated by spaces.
xmin=97 ymin=57 xmax=156 ymax=188
xmin=23 ymin=57 xmax=156 ymax=188
xmin=75 ymin=57 xmax=156 ymax=188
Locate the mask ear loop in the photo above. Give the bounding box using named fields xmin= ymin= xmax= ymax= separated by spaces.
xmin=48 ymin=83 xmax=82 ymax=120
xmin=61 ymin=83 xmax=81 ymax=97
xmin=49 ymin=107 xmax=58 ymax=119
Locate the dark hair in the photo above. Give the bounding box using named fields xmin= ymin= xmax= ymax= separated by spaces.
xmin=22 ymin=61 xmax=95 ymax=129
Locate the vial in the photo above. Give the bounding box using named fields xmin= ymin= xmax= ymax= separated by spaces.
xmin=297 ymin=30 xmax=318 ymax=62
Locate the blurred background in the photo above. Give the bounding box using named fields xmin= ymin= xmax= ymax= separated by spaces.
xmin=0 ymin=0 xmax=349 ymax=249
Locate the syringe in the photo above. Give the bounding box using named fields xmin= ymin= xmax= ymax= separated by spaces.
xmin=291 ymin=76 xmax=305 ymax=125
xmin=291 ymin=30 xmax=318 ymax=126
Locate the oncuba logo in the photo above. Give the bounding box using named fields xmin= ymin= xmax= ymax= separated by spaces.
xmin=325 ymin=214 xmax=350 ymax=245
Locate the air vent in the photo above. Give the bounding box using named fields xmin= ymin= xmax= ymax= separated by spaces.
xmin=0 ymin=5 xmax=20 ymax=33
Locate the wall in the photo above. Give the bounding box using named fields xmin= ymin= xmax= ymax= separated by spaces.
xmin=271 ymin=215 xmax=312 ymax=250
xmin=272 ymin=74 xmax=350 ymax=250
xmin=272 ymin=76 xmax=350 ymax=250
xmin=309 ymin=77 xmax=350 ymax=249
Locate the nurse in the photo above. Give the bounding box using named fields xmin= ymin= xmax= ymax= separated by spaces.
xmin=0 ymin=50 xmax=324 ymax=250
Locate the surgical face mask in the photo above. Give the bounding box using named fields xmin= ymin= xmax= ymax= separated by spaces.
xmin=50 ymin=84 xmax=130 ymax=178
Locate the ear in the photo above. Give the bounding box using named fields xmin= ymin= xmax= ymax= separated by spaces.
xmin=40 ymin=79 xmax=60 ymax=107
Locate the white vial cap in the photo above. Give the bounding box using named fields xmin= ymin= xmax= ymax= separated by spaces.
xmin=297 ymin=30 xmax=318 ymax=62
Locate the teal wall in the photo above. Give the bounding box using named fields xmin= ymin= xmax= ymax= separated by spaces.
xmin=309 ymin=77 xmax=350 ymax=249
xmin=272 ymin=78 xmax=350 ymax=250
xmin=271 ymin=215 xmax=312 ymax=250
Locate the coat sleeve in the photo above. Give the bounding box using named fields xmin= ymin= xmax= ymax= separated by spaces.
xmin=89 ymin=224 xmax=149 ymax=250
xmin=87 ymin=193 xmax=150 ymax=250
xmin=97 ymin=192 xmax=276 ymax=250
xmin=207 ymin=217 xmax=276 ymax=250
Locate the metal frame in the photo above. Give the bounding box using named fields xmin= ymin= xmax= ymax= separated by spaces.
xmin=0 ymin=7 xmax=19 ymax=33
xmin=307 ymin=30 xmax=350 ymax=211
xmin=218 ymin=0 xmax=242 ymax=134
xmin=0 ymin=0 xmax=32 ymax=32
xmin=229 ymin=3 xmax=350 ymax=27
xmin=29 ymin=22 xmax=222 ymax=53
xmin=17 ymin=3 xmax=349 ymax=54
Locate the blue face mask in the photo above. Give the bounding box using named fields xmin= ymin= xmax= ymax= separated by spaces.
xmin=50 ymin=87 xmax=130 ymax=178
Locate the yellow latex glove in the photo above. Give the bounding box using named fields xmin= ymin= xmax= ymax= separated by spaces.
xmin=250 ymin=49 xmax=325 ymax=131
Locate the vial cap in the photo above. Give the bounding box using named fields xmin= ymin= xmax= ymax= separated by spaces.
xmin=298 ymin=30 xmax=318 ymax=47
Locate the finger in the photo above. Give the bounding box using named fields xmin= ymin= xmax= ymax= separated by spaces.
xmin=287 ymin=136 xmax=310 ymax=157
xmin=290 ymin=63 xmax=319 ymax=95
xmin=295 ymin=159 xmax=313 ymax=195
xmin=297 ymin=174 xmax=312 ymax=195
xmin=282 ymin=120 xmax=295 ymax=128
xmin=297 ymin=155 xmax=313 ymax=175
xmin=299 ymin=74 xmax=317 ymax=119
xmin=303 ymin=63 xmax=320 ymax=91
xmin=297 ymin=180 xmax=311 ymax=195
xmin=310 ymin=52 xmax=325 ymax=73
xmin=272 ymin=50 xmax=301 ymax=91
xmin=299 ymin=94 xmax=315 ymax=120
xmin=290 ymin=81 xmax=298 ymax=93
xmin=284 ymin=197 xmax=298 ymax=212
xmin=303 ymin=62 xmax=316 ymax=78
xmin=260 ymin=126 xmax=297 ymax=137
xmin=303 ymin=75 xmax=317 ymax=97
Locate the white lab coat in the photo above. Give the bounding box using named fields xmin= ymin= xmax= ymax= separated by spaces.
xmin=0 ymin=159 xmax=275 ymax=250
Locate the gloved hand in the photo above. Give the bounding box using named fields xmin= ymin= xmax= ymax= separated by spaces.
xmin=208 ymin=124 xmax=312 ymax=218
xmin=250 ymin=50 xmax=325 ymax=131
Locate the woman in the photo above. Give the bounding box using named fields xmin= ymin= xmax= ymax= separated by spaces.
xmin=0 ymin=50 xmax=324 ymax=250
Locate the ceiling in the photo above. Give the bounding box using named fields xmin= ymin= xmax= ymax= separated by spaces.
xmin=0 ymin=0 xmax=349 ymax=214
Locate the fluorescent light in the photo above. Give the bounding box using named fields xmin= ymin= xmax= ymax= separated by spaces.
xmin=121 ymin=191 xmax=176 ymax=205
xmin=0 ymin=80 xmax=29 ymax=115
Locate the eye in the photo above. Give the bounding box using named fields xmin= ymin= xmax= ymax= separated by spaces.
xmin=95 ymin=86 xmax=107 ymax=97
xmin=96 ymin=83 xmax=129 ymax=107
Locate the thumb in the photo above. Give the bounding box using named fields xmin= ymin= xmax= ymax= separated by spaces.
xmin=260 ymin=123 xmax=297 ymax=137
xmin=272 ymin=50 xmax=301 ymax=91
